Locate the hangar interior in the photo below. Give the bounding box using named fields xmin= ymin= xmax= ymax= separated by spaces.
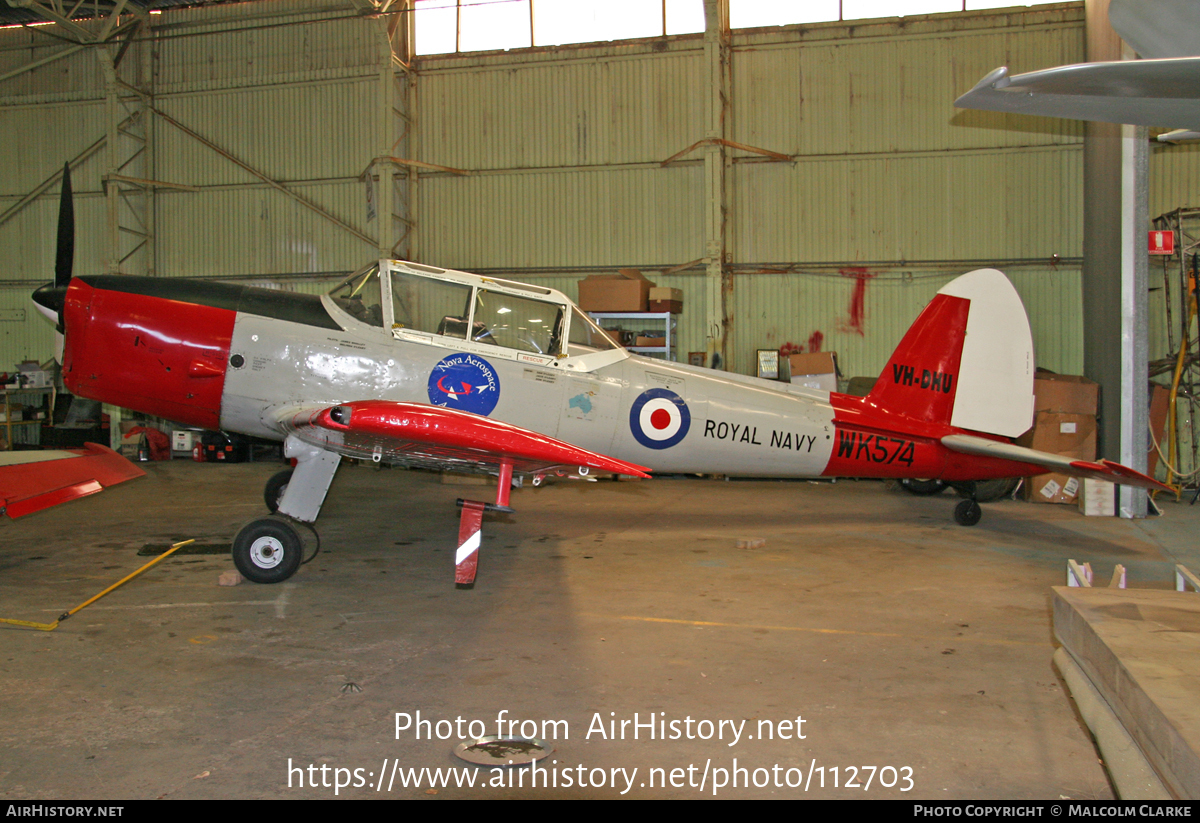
xmin=2 ymin=0 xmax=1200 ymax=801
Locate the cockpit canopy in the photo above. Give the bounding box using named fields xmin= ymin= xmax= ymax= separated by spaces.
xmin=327 ymin=260 xmax=622 ymax=360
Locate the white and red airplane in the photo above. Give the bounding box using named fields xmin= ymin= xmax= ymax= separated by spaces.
xmin=31 ymin=169 xmax=1169 ymax=587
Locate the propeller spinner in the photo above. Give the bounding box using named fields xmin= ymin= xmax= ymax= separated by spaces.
xmin=31 ymin=162 xmax=73 ymax=328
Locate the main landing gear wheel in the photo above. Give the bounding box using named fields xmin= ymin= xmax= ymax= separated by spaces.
xmin=264 ymin=468 xmax=294 ymax=513
xmin=899 ymin=478 xmax=948 ymax=496
xmin=954 ymin=477 xmax=1019 ymax=503
xmin=233 ymin=516 xmax=304 ymax=583
xmin=954 ymin=499 xmax=982 ymax=527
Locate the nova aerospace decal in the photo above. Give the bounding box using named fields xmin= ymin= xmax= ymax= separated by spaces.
xmin=428 ymin=354 xmax=501 ymax=416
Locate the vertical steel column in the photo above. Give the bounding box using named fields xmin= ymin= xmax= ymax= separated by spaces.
xmin=1119 ymin=123 xmax=1149 ymax=518
xmin=377 ymin=21 xmax=397 ymax=261
xmin=1083 ymin=0 xmax=1150 ymax=518
xmin=100 ymin=50 xmax=121 ymax=275
xmin=142 ymin=23 xmax=156 ymax=277
xmin=703 ymin=0 xmax=731 ymax=370
xmin=97 ymin=35 xmax=153 ymax=277
xmin=374 ymin=5 xmax=416 ymax=262
xmin=403 ymin=3 xmax=419 ymax=263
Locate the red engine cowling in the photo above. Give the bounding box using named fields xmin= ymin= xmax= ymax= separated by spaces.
xmin=62 ymin=278 xmax=235 ymax=430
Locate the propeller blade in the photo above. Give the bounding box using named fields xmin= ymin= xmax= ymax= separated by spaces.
xmin=55 ymin=162 xmax=74 ymax=288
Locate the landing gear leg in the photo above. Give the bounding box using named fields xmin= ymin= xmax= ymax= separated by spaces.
xmin=233 ymin=436 xmax=341 ymax=583
xmin=952 ymin=481 xmax=982 ymax=526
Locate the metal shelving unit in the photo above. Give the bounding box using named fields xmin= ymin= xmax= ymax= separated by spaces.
xmin=587 ymin=312 xmax=677 ymax=361
xmin=1 ymin=387 xmax=54 ymax=450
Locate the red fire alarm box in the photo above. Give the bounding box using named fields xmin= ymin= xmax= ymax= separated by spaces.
xmin=1149 ymin=230 xmax=1176 ymax=255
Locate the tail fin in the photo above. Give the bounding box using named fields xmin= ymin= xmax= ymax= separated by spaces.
xmin=866 ymin=269 xmax=1034 ymax=438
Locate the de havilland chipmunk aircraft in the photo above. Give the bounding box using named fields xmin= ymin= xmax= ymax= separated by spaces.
xmin=31 ymin=172 xmax=1169 ymax=588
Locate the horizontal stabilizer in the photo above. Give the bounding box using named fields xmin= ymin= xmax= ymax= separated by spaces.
xmin=941 ymin=434 xmax=1172 ymax=493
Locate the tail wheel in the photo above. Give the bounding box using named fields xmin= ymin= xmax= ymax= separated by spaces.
xmin=264 ymin=468 xmax=294 ymax=513
xmin=954 ymin=499 xmax=982 ymax=527
xmin=233 ymin=516 xmax=303 ymax=583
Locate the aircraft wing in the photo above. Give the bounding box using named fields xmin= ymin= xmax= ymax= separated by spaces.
xmin=1109 ymin=0 xmax=1200 ymax=60
xmin=941 ymin=434 xmax=1172 ymax=493
xmin=0 ymin=442 xmax=145 ymax=519
xmin=271 ymin=400 xmax=652 ymax=479
xmin=954 ymin=61 xmax=1200 ymax=129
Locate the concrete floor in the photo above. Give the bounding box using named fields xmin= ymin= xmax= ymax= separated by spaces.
xmin=1 ymin=461 xmax=1196 ymax=799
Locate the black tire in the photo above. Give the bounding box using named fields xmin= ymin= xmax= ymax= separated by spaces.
xmin=954 ymin=499 xmax=982 ymax=527
xmin=955 ymin=477 xmax=1018 ymax=503
xmin=232 ymin=517 xmax=303 ymax=584
xmin=264 ymin=468 xmax=294 ymax=513
xmin=899 ymin=478 xmax=948 ymax=496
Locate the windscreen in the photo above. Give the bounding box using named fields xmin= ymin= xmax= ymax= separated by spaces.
xmin=328 ymin=264 xmax=384 ymax=327
xmin=567 ymin=306 xmax=620 ymax=355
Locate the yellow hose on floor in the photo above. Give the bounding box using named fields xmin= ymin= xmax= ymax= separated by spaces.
xmin=0 ymin=539 xmax=195 ymax=631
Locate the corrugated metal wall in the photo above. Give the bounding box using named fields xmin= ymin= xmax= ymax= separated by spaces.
xmin=1 ymin=1 xmax=1194 ymax=384
xmin=417 ymin=4 xmax=1094 ymax=378
xmin=0 ymin=1 xmax=385 ymax=372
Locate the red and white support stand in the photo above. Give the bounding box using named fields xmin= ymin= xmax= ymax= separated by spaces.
xmin=455 ymin=501 xmax=484 ymax=586
xmin=454 ymin=460 xmax=515 ymax=588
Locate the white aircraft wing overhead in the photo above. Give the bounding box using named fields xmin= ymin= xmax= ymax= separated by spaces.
xmin=1109 ymin=0 xmax=1200 ymax=59
xmin=954 ymin=60 xmax=1200 ymax=129
xmin=941 ymin=434 xmax=1172 ymax=493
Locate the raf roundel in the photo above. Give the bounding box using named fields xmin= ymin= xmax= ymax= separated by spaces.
xmin=428 ymin=353 xmax=501 ymax=417
xmin=629 ymin=388 xmax=691 ymax=449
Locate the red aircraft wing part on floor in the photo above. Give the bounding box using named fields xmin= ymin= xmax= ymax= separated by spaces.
xmin=0 ymin=442 xmax=145 ymax=519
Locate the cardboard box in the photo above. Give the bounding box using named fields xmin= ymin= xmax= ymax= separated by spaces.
xmin=1078 ymin=478 xmax=1115 ymax=516
xmin=787 ymin=352 xmax=838 ymax=391
xmin=635 ymin=335 xmax=665 ymax=348
xmin=1016 ymin=412 xmax=1097 ymax=459
xmin=577 ymin=269 xmax=654 ymax=312
xmin=648 ymin=299 xmax=683 ymax=313
xmin=173 ymin=431 xmax=199 ymax=452
xmin=1018 ymin=411 xmax=1096 ymax=504
xmin=1033 ymin=373 xmax=1099 ymax=416
xmin=119 ymin=432 xmax=145 ymax=460
xmin=788 ymin=352 xmax=838 ymax=377
xmin=1026 ymin=473 xmax=1082 ymax=504
xmin=648 ymin=287 xmax=683 ymax=314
